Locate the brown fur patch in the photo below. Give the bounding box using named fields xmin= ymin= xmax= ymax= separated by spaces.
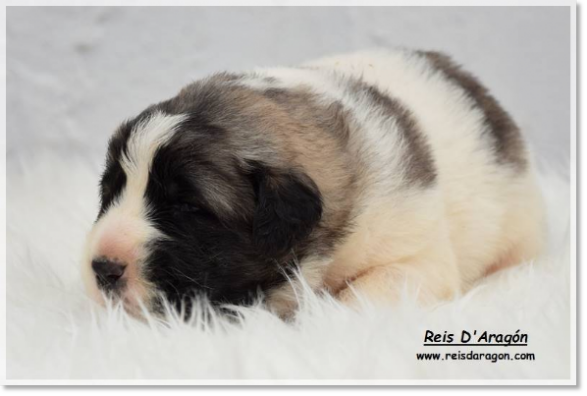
xmin=263 ymin=88 xmax=352 ymax=144
xmin=421 ymin=51 xmax=528 ymax=171
xmin=259 ymin=86 xmax=359 ymax=256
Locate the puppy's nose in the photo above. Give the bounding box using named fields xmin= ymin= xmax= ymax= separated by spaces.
xmin=92 ymin=259 xmax=126 ymax=290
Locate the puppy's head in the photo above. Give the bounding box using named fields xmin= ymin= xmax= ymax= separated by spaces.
xmin=82 ymin=76 xmax=326 ymax=316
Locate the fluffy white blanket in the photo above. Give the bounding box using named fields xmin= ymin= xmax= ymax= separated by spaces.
xmin=6 ymin=156 xmax=571 ymax=382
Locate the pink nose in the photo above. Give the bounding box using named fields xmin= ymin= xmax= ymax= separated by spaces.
xmin=96 ymin=231 xmax=139 ymax=269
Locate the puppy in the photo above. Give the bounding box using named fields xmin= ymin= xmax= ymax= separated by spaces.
xmin=82 ymin=48 xmax=545 ymax=317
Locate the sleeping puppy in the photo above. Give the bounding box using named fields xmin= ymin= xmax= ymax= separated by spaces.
xmin=82 ymin=48 xmax=545 ymax=317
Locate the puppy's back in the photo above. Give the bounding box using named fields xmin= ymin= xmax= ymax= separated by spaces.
xmin=300 ymin=49 xmax=545 ymax=288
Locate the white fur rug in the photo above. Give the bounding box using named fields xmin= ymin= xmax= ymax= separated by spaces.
xmin=6 ymin=155 xmax=571 ymax=382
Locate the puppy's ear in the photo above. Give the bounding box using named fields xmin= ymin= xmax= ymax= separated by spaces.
xmin=247 ymin=162 xmax=322 ymax=257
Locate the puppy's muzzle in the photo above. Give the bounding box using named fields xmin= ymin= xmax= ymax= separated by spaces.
xmin=91 ymin=258 xmax=127 ymax=292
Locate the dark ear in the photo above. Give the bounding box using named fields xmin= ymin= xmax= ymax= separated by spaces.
xmin=248 ymin=162 xmax=323 ymax=257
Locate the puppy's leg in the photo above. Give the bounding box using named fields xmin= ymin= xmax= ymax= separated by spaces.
xmin=337 ymin=230 xmax=460 ymax=307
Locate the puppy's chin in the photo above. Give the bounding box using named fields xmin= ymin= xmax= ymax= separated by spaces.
xmin=82 ymin=273 xmax=157 ymax=320
xmin=101 ymin=292 xmax=161 ymax=322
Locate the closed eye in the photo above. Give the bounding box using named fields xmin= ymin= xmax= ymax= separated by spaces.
xmin=173 ymin=202 xmax=202 ymax=213
xmin=171 ymin=202 xmax=218 ymax=222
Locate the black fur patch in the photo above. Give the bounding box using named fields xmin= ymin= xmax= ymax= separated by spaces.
xmin=247 ymin=161 xmax=323 ymax=258
xmin=141 ymin=135 xmax=322 ymax=308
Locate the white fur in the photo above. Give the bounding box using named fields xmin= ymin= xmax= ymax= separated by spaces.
xmin=121 ymin=111 xmax=187 ymax=187
xmin=6 ymin=155 xmax=570 ymax=380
